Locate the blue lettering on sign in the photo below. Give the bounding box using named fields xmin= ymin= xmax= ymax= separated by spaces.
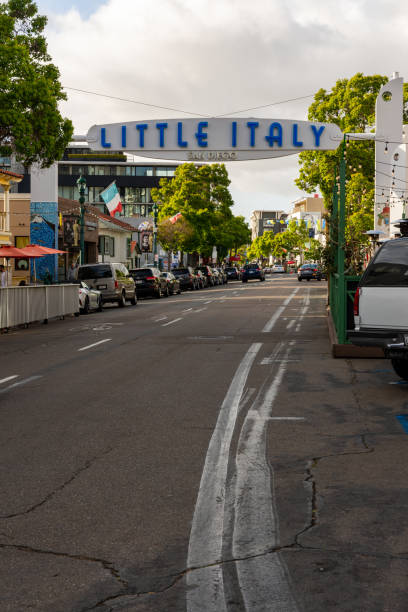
xmin=232 ymin=122 xmax=237 ymax=147
xmin=177 ymin=122 xmax=188 ymax=147
xmin=265 ymin=122 xmax=282 ymax=147
xmin=247 ymin=122 xmax=259 ymax=147
xmin=292 ymin=124 xmax=303 ymax=147
xmin=311 ymin=125 xmax=325 ymax=147
xmin=195 ymin=121 xmax=208 ymax=147
xmin=156 ymin=123 xmax=168 ymax=148
xmin=101 ymin=127 xmax=111 ymax=148
xmin=121 ymin=125 xmax=126 ymax=148
xmin=136 ymin=124 xmax=148 ymax=148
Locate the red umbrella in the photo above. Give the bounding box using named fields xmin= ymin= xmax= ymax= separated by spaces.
xmin=24 ymin=244 xmax=67 ymax=255
xmin=0 ymin=245 xmax=28 ymax=258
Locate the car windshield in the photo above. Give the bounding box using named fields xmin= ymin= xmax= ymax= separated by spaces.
xmin=225 ymin=267 xmax=236 ymax=272
xmin=78 ymin=265 xmax=112 ymax=280
xmin=130 ymin=269 xmax=154 ymax=278
xmin=173 ymin=268 xmax=189 ymax=275
xmin=362 ymin=240 xmax=408 ymax=286
xmin=244 ymin=264 xmax=259 ymax=270
xmin=195 ymin=267 xmax=208 ymax=273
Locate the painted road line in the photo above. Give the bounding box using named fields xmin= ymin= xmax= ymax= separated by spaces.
xmin=233 ymin=343 xmax=299 ymax=611
xmin=154 ymin=316 xmax=168 ymax=322
xmin=78 ymin=339 xmax=112 ymax=352
xmin=204 ymin=300 xmax=213 ymax=304
xmin=286 ymin=319 xmax=295 ymax=330
xmin=162 ymin=317 xmax=183 ymax=326
xmin=194 ymin=307 xmax=207 ymax=313
xmin=295 ymin=288 xmax=310 ymax=332
xmin=187 ymin=342 xmax=262 ymax=612
xmin=0 ymin=376 xmax=42 ymax=395
xmin=182 ymin=308 xmax=193 ymax=312
xmin=0 ymin=375 xmax=19 ymax=385
xmin=262 ymin=287 xmax=299 ymax=333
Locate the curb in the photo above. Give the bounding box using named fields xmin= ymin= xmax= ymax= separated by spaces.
xmin=327 ymin=308 xmax=385 ymax=359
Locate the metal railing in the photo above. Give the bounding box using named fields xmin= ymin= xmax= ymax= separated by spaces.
xmin=329 ymin=273 xmax=360 ymax=344
xmin=0 ymin=284 xmax=79 ymax=329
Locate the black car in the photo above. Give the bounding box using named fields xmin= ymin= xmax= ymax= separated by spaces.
xmin=172 ymin=267 xmax=199 ymax=291
xmin=160 ymin=272 xmax=181 ymax=295
xmin=225 ymin=266 xmax=241 ymax=280
xmin=297 ymin=264 xmax=322 ymax=282
xmin=242 ymin=264 xmax=265 ymax=282
xmin=129 ymin=267 xmax=169 ymax=298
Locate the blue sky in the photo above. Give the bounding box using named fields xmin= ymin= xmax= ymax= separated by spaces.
xmin=37 ymin=0 xmax=106 ymax=19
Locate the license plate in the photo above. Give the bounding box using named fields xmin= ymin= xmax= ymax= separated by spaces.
xmin=136 ymin=280 xmax=143 ymax=284
xmin=97 ymin=284 xmax=107 ymax=290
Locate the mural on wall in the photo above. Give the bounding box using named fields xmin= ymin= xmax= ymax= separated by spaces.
xmin=30 ymin=202 xmax=58 ymax=281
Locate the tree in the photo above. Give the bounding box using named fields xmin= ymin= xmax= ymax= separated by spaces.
xmin=0 ymin=0 xmax=73 ymax=167
xmin=151 ymin=163 xmax=246 ymax=260
xmin=295 ymin=73 xmax=408 ymax=274
xmin=157 ymin=216 xmax=194 ymax=269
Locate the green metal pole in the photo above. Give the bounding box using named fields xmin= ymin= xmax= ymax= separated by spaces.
xmin=337 ymin=136 xmax=347 ymax=343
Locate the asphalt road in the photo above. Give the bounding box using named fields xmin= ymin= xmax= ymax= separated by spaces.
xmin=1 ymin=276 xmax=408 ymax=611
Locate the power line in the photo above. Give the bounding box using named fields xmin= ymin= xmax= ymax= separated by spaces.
xmin=214 ymin=94 xmax=315 ymax=117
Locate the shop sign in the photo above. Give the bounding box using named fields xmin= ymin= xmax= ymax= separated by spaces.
xmin=86 ymin=118 xmax=343 ymax=161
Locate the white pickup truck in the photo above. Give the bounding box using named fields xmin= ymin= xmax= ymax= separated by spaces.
xmin=349 ymin=238 xmax=408 ymax=380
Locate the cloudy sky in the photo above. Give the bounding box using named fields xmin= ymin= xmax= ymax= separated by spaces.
xmin=36 ymin=0 xmax=408 ymax=220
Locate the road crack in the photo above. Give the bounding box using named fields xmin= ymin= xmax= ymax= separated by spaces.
xmin=0 ymin=446 xmax=114 ymax=520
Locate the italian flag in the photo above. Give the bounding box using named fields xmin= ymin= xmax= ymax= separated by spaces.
xmin=100 ymin=181 xmax=123 ymax=217
xmin=170 ymin=212 xmax=182 ymax=224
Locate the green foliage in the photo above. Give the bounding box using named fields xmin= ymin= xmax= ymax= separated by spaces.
xmin=247 ymin=221 xmax=311 ymax=261
xmin=0 ymin=0 xmax=73 ymax=167
xmin=151 ymin=163 xmax=250 ymax=258
xmin=304 ymin=238 xmax=324 ymax=263
xmin=295 ymin=72 xmax=408 ymax=274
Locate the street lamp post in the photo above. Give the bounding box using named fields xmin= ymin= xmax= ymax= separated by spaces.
xmin=76 ymin=175 xmax=87 ymax=265
xmin=152 ymin=201 xmax=159 ymax=268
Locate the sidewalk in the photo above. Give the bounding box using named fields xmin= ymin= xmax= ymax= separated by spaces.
xmin=267 ymin=288 xmax=408 ymax=611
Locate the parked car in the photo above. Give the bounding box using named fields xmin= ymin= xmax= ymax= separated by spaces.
xmin=216 ymin=267 xmax=228 ymax=284
xmin=297 ymin=263 xmax=322 ymax=281
xmin=242 ymin=263 xmax=265 ymax=282
xmin=272 ymin=264 xmax=285 ymax=274
xmin=172 ymin=267 xmax=199 ymax=291
xmin=194 ymin=270 xmax=206 ymax=289
xmin=77 ymin=262 xmax=137 ymax=307
xmin=264 ymin=266 xmax=272 ymax=274
xmin=195 ymin=265 xmax=215 ymax=287
xmin=78 ymin=281 xmax=103 ymax=314
xmin=130 ymin=267 xmax=168 ymax=298
xmin=225 ymin=266 xmax=241 ymax=281
xmin=349 ymin=238 xmax=408 ymax=380
xmin=211 ymin=268 xmax=222 ymax=285
xmin=160 ymin=271 xmax=181 ymax=295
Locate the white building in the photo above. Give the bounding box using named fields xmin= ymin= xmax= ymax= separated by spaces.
xmin=95 ymin=211 xmax=134 ymax=268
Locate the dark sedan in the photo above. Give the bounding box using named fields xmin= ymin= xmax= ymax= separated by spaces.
xmin=129 ymin=267 xmax=169 ymax=298
xmin=225 ymin=266 xmax=241 ymax=280
xmin=297 ymin=264 xmax=322 ymax=282
xmin=160 ymin=272 xmax=181 ymax=295
xmin=172 ymin=267 xmax=199 ymax=291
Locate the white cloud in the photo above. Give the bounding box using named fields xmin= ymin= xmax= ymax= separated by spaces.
xmin=38 ymin=0 xmax=408 ymax=220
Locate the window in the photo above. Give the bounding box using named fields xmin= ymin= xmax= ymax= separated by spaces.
xmin=156 ymin=166 xmax=176 ymax=176
xmin=362 ymin=240 xmax=408 ymax=286
xmin=59 ymin=165 xmax=71 ymax=175
xmin=58 ymin=186 xmax=75 ymax=200
xmin=78 ymin=264 xmax=112 ymax=280
xmin=126 ymin=238 xmax=131 ymax=258
xmin=88 ymin=186 xmax=104 ymax=203
xmin=136 ymin=166 xmax=153 ymax=176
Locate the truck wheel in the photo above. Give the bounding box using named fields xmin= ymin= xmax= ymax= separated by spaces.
xmin=391 ymin=358 xmax=408 ymax=381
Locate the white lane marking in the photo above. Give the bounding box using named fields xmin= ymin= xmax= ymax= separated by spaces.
xmin=154 ymin=316 xmax=168 ymax=321
xmin=187 ymin=342 xmax=262 ymax=612
xmin=204 ymin=300 xmax=213 ymax=304
xmin=78 ymin=338 xmax=111 ymax=352
xmin=262 ymin=288 xmax=299 ymax=333
xmin=194 ymin=307 xmax=207 ymax=313
xmin=0 ymin=375 xmax=19 ymax=385
xmin=286 ymin=319 xmax=295 ymax=329
xmin=260 ymin=357 xmax=300 ymax=364
xmin=295 ymin=288 xmax=311 ymax=332
xmin=247 ymin=411 xmax=305 ymax=421
xmin=182 ymin=308 xmax=193 ymax=312
xmin=162 ymin=317 xmax=182 ymax=326
xmin=0 ymin=376 xmax=42 ymax=395
xmin=233 ymin=344 xmax=299 ymax=611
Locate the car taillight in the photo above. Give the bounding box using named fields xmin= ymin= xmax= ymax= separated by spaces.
xmin=115 ymin=280 xmax=118 ymax=289
xmin=189 ymin=274 xmax=193 ymax=279
xmin=146 ymin=276 xmax=155 ymax=281
xmin=353 ymin=287 xmax=360 ymax=316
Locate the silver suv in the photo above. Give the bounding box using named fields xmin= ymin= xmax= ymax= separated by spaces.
xmin=77 ymin=263 xmax=137 ymax=307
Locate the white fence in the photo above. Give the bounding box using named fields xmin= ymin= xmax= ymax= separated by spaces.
xmin=0 ymin=285 xmax=79 ymax=328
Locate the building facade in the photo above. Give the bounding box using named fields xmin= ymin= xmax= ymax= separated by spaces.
xmin=250 ymin=209 xmax=287 ymax=241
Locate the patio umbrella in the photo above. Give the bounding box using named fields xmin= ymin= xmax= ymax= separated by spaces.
xmin=25 ymin=244 xmax=67 ymax=255
xmin=0 ymin=246 xmax=40 ymax=287
xmin=17 ymin=246 xmax=48 ymax=284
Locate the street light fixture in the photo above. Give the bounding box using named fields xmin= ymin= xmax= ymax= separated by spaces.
xmin=76 ymin=174 xmax=87 ymax=264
